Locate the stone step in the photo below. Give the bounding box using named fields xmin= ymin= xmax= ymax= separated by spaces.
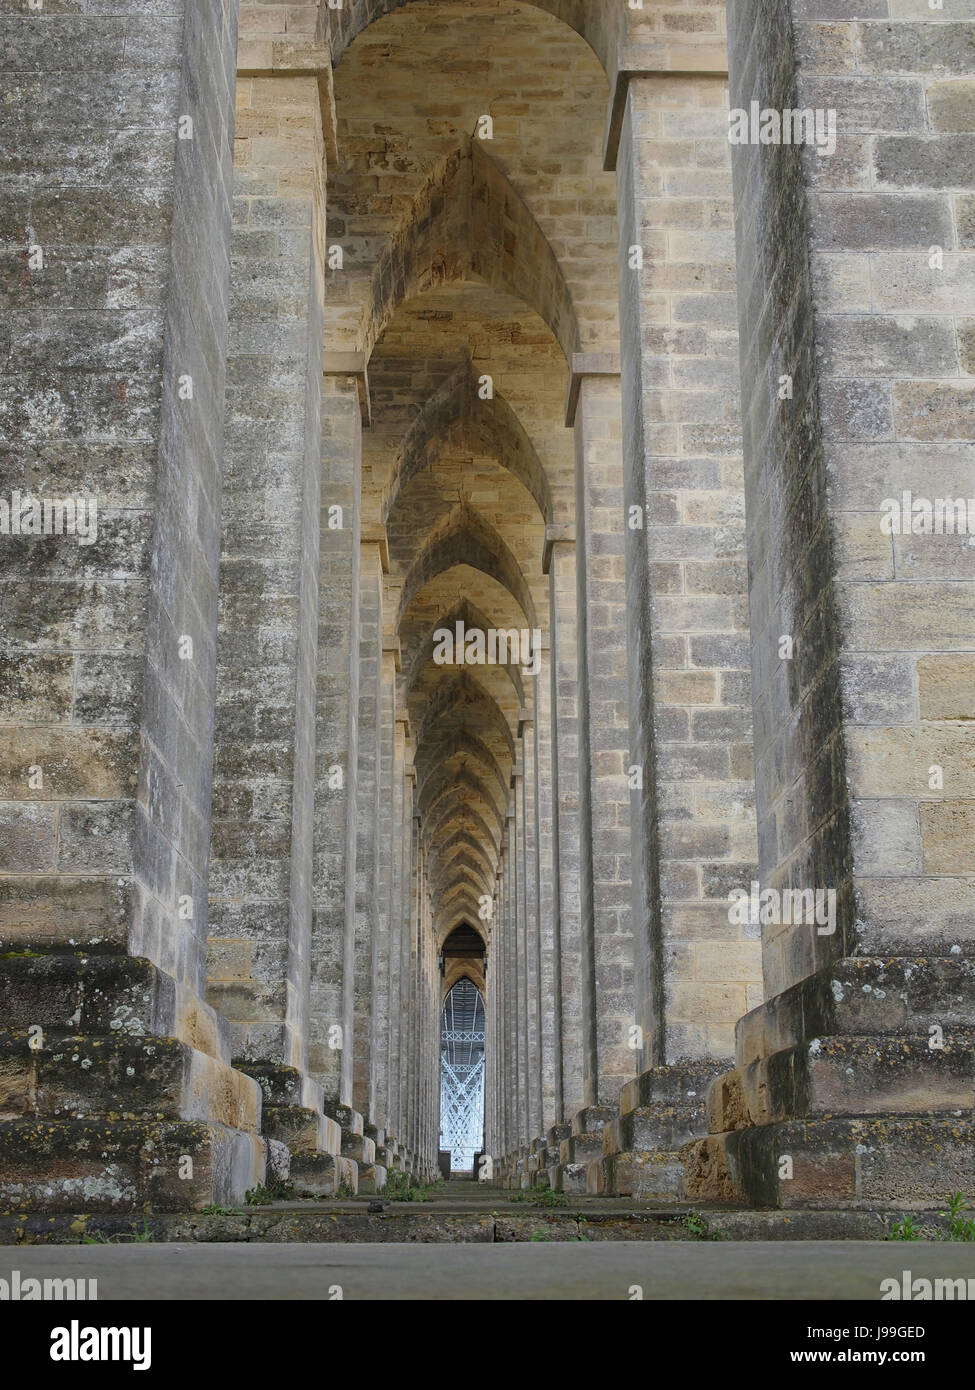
xmin=685 ymin=1113 xmax=975 ymax=1209
xmin=588 ymin=1150 xmax=686 ymax=1199
xmin=0 ymin=954 xmax=173 ymax=1039
xmin=260 ymin=1103 xmax=341 ymax=1157
xmin=736 ymin=956 xmax=975 ymax=1069
xmin=604 ymin=1101 xmax=707 ymax=1157
xmin=0 ymin=1117 xmax=264 ymax=1212
xmin=741 ymin=1034 xmax=975 ymax=1126
xmin=323 ymin=1099 xmax=363 ymax=1137
xmin=546 ymin=1122 xmax=570 ymax=1150
xmin=4 ymin=1201 xmax=963 ymax=1245
xmin=617 ymin=1060 xmax=722 ymax=1116
xmin=570 ymin=1105 xmax=616 ymax=1136
xmin=559 ymin=1131 xmax=604 ymax=1164
xmin=290 ymin=1152 xmax=358 ymax=1198
xmin=0 ymin=1030 xmax=261 ymax=1131
xmin=355 ymin=1163 xmax=387 ymax=1196
xmin=550 ymin=1162 xmax=587 ymax=1195
xmin=341 ymin=1132 xmax=375 ymax=1165
xmin=237 ymin=1062 xmax=324 ymax=1115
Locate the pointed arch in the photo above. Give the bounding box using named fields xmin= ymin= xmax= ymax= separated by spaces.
xmin=402 ymin=598 xmax=527 ymax=712
xmin=331 ymin=0 xmax=618 ymax=78
xmin=396 ymin=504 xmax=537 ymax=631
xmin=410 ymin=670 xmax=516 ymax=759
xmin=382 ymin=357 xmax=554 ymax=527
xmin=364 ymin=140 xmax=579 ymax=362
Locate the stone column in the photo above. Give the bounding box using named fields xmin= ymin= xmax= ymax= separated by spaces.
xmin=569 ymin=365 xmax=635 ymax=1125
xmin=421 ymin=882 xmax=436 ymax=1177
xmin=503 ymin=830 xmax=518 ymax=1168
xmin=311 ymin=371 xmax=362 ymax=1110
xmin=533 ymin=642 xmax=558 ymax=1135
xmin=406 ymin=817 xmax=421 ymax=1171
xmin=488 ymin=866 xmax=502 ymax=1167
xmin=369 ymin=641 xmax=397 ymax=1151
xmin=687 ymin=0 xmax=975 ymax=1208
xmin=0 ymin=0 xmax=266 ymax=1212
xmin=513 ymin=757 xmax=531 ymax=1152
xmin=352 ymin=539 xmax=384 ymax=1158
xmin=481 ymin=939 xmax=489 ymax=1167
xmin=387 ymin=720 xmax=411 ymax=1159
xmin=207 ymin=69 xmax=326 ymax=1091
xmin=546 ymin=535 xmax=585 ymax=1129
xmin=417 ymin=848 xmax=429 ymax=1175
xmin=519 ymin=706 xmax=543 ymax=1145
xmin=599 ymin=44 xmax=762 ymax=1195
xmin=508 ymin=789 xmax=528 ymax=1156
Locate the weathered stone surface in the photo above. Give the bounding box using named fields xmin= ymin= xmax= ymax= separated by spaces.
xmin=2 ymin=0 xmax=973 ymax=1239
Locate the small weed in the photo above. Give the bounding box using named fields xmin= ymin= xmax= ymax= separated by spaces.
xmin=199 ymin=1204 xmax=237 ymax=1216
xmin=535 ymin=1188 xmax=569 ymax=1208
xmin=383 ymin=1171 xmax=444 ymax=1202
xmin=888 ymin=1214 xmax=921 ymax=1241
xmin=335 ymin=1180 xmax=356 ymax=1198
xmin=245 ymin=1178 xmax=295 ymax=1206
xmin=81 ymin=1217 xmax=156 ymax=1245
xmin=939 ymin=1193 xmax=975 ymax=1242
xmin=129 ymin=1216 xmax=156 ymax=1243
xmin=529 ymin=1230 xmax=551 ymax=1242
xmin=680 ymin=1210 xmax=709 ymax=1238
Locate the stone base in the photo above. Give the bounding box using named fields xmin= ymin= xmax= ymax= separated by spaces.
xmin=551 ymin=1162 xmax=588 ymax=1194
xmin=0 ymin=952 xmax=266 ymax=1212
xmin=238 ymin=1063 xmax=348 ymax=1193
xmin=685 ymin=1114 xmax=975 ymax=1209
xmin=0 ymin=1117 xmax=264 ymax=1213
xmin=290 ymin=1151 xmax=358 ymax=1197
xmin=684 ymin=957 xmax=975 ymax=1207
xmin=322 ymin=1099 xmax=378 ymax=1168
xmin=589 ymin=1062 xmax=723 ymax=1197
xmin=589 ymin=1149 xmax=686 ymax=1198
xmin=356 ymin=1164 xmax=388 ymax=1195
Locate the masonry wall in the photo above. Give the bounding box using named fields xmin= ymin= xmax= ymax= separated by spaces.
xmin=311 ymin=376 xmax=362 ymax=1104
xmin=0 ymin=0 xmax=276 ymax=1213
xmin=617 ymin=69 xmax=762 ymax=1069
xmin=206 ymin=72 xmax=327 ymax=1073
xmin=0 ymin=1 xmax=239 ymax=1044
xmin=728 ymin=0 xmax=975 ymax=1006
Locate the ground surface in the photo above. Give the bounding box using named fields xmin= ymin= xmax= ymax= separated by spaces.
xmin=6 ymin=1240 xmax=975 ymax=1300
xmin=1 ymin=1179 xmax=962 ymax=1246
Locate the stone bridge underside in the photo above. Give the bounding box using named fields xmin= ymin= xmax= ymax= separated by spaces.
xmin=1 ymin=0 xmax=974 ymax=1213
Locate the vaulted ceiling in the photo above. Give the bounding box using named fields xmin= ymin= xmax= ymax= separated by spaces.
xmin=332 ymin=0 xmax=620 ymax=949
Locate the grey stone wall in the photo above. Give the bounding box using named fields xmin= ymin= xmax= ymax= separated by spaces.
xmin=207 ymin=75 xmax=326 ymax=1073
xmin=615 ymin=67 xmax=761 ymax=1071
xmin=728 ymin=0 xmax=975 ymax=1003
xmin=573 ymin=371 xmax=636 ymax=1109
xmin=312 ymin=375 xmax=361 ymax=1105
xmin=1 ymin=1 xmax=239 ymax=1043
xmin=353 ymin=546 xmax=383 ymax=1120
xmin=728 ymin=0 xmax=855 ymax=1001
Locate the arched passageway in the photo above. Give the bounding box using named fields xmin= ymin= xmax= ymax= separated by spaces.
xmin=4 ymin=0 xmax=970 ymax=1222
xmin=440 ymin=973 xmax=487 ymax=1174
